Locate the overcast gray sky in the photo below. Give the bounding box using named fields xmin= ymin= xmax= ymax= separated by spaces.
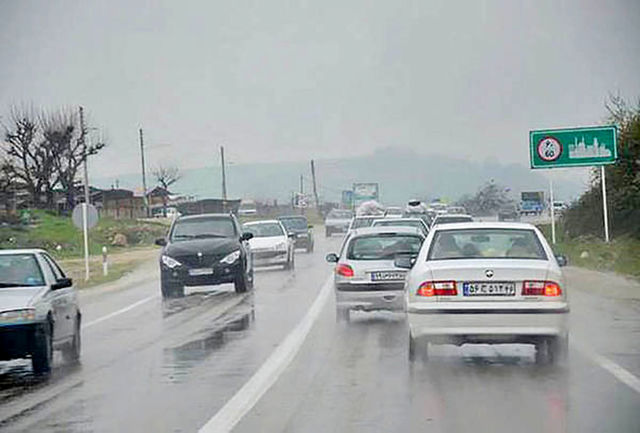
xmin=1 ymin=0 xmax=639 ymax=179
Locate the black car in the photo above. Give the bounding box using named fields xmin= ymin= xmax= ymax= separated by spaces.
xmin=278 ymin=215 xmax=314 ymax=252
xmin=155 ymin=213 xmax=254 ymax=298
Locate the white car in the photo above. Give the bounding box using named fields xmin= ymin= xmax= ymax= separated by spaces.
xmin=347 ymin=216 xmax=380 ymax=233
xmin=431 ymin=214 xmax=473 ymax=225
xmin=0 ymin=249 xmax=81 ymax=374
xmin=399 ymin=222 xmax=569 ymax=363
xmin=243 ymin=220 xmax=295 ymax=269
xmin=324 ymin=209 xmax=354 ymax=237
xmin=326 ymin=227 xmax=425 ymax=322
xmin=383 ymin=206 xmax=404 ymax=218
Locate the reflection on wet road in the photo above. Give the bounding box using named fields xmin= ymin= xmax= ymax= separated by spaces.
xmin=1 ymin=234 xmax=640 ymax=432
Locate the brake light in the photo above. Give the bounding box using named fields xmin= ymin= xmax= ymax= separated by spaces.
xmin=522 ymin=281 xmax=562 ymax=296
xmin=416 ymin=281 xmax=457 ymax=297
xmin=335 ymin=263 xmax=354 ymax=277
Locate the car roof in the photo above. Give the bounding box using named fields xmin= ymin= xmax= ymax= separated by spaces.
xmin=430 ymin=221 xmax=539 ymax=231
xmin=350 ymin=226 xmax=424 ymax=237
xmin=0 ymin=249 xmax=46 ymax=255
xmin=243 ymin=219 xmax=281 ymax=226
xmin=435 ymin=214 xmax=473 ymax=219
xmin=373 ymin=217 xmax=425 ymax=223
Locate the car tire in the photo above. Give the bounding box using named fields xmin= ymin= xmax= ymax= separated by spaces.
xmin=62 ymin=315 xmax=81 ymax=364
xmin=336 ymin=307 xmax=350 ymax=323
xmin=307 ymin=242 xmax=314 ymax=253
xmin=234 ymin=268 xmax=249 ymax=293
xmin=325 ymin=228 xmax=331 ymax=237
xmin=548 ymin=335 xmax=569 ymax=364
xmin=32 ymin=322 xmax=53 ymax=375
xmin=161 ymin=281 xmax=184 ymax=298
xmin=409 ymin=333 xmax=429 ymax=362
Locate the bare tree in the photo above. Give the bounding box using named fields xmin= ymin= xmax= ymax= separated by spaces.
xmin=40 ymin=109 xmax=105 ymax=210
xmin=153 ymin=165 xmax=181 ymax=216
xmin=2 ymin=108 xmax=55 ymax=208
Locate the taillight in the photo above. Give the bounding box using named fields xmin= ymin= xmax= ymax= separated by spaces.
xmin=416 ymin=281 xmax=457 ymax=297
xmin=522 ymin=281 xmax=562 ymax=296
xmin=335 ymin=263 xmax=354 ymax=277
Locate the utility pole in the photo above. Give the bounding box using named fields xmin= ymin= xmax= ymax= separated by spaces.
xmin=79 ymin=107 xmax=90 ymax=205
xmin=220 ymin=145 xmax=227 ymax=200
xmin=310 ymin=160 xmax=320 ymax=216
xmin=139 ymin=128 xmax=149 ymax=217
xmin=299 ymin=174 xmax=304 ymax=215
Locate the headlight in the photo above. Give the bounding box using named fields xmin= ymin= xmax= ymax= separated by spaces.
xmin=275 ymin=242 xmax=287 ymax=251
xmin=0 ymin=309 xmax=36 ymax=324
xmin=161 ymin=255 xmax=182 ymax=269
xmin=220 ymin=250 xmax=241 ymax=264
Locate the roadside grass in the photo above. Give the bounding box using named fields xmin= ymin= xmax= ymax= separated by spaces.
xmin=0 ymin=210 xmax=169 ymax=260
xmin=537 ymin=223 xmax=640 ymax=278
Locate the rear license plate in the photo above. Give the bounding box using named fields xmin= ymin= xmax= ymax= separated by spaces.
xmin=189 ymin=268 xmax=214 ymax=276
xmin=463 ymin=282 xmax=516 ymax=296
xmin=370 ymin=271 xmax=406 ymax=281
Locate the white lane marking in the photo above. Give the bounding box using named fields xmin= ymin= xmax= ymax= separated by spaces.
xmin=574 ymin=342 xmax=640 ymax=395
xmin=199 ymin=276 xmax=333 ymax=433
xmin=82 ymin=295 xmax=158 ymax=329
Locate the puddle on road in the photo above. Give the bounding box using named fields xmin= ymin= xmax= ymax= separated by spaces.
xmin=161 ymin=302 xmax=255 ymax=383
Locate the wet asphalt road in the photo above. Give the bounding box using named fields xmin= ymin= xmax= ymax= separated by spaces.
xmin=1 ymin=234 xmax=640 ymax=432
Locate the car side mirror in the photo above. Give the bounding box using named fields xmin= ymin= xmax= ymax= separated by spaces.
xmin=155 ymin=238 xmax=167 ymax=246
xmin=241 ymin=232 xmax=254 ymax=241
xmin=308 ymin=224 xmax=314 ymax=229
xmin=555 ymin=254 xmax=568 ymax=267
xmin=51 ymin=277 xmax=73 ymax=290
xmin=325 ymin=253 xmax=339 ymax=263
xmin=394 ymin=255 xmax=415 ymax=269
xmin=288 ymin=232 xmax=296 ymax=239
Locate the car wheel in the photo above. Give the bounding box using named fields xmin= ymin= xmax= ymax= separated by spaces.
xmin=32 ymin=322 xmax=53 ymax=375
xmin=325 ymin=228 xmax=331 ymax=237
xmin=234 ymin=269 xmax=249 ymax=293
xmin=409 ymin=334 xmax=428 ymax=362
xmin=288 ymin=250 xmax=295 ymax=270
xmin=62 ymin=315 xmax=81 ymax=364
xmin=247 ymin=268 xmax=255 ymax=290
xmin=336 ymin=307 xmax=350 ymax=323
xmin=307 ymin=242 xmax=314 ymax=253
xmin=548 ymin=335 xmax=569 ymax=364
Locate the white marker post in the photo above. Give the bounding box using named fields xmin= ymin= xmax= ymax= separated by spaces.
xmin=601 ymin=165 xmax=610 ymax=243
xmin=82 ymin=203 xmax=90 ymax=281
xmin=102 ymin=246 xmax=108 ymax=276
xmin=549 ymin=175 xmax=556 ymax=244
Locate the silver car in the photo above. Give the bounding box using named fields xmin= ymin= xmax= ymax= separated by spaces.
xmin=0 ymin=249 xmax=81 ymax=374
xmin=326 ymin=227 xmax=425 ymax=322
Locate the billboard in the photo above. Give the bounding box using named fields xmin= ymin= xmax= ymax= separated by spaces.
xmin=352 ymin=183 xmax=379 ymax=206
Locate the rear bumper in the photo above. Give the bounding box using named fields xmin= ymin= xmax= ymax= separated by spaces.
xmin=253 ymin=251 xmax=288 ymax=267
xmin=408 ymin=304 xmax=568 ymax=344
xmin=336 ymin=290 xmax=405 ymax=312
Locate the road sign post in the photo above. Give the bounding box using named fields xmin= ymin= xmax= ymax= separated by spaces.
xmin=72 ymin=203 xmax=99 ymax=281
xmin=530 ymin=125 xmax=617 ymax=242
xmin=549 ymin=177 xmax=556 ymax=245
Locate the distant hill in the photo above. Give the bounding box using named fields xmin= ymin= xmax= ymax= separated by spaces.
xmin=94 ymin=149 xmax=586 ymax=205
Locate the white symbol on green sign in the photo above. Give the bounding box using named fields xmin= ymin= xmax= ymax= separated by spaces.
xmin=537 ymin=137 xmax=562 ymax=162
xmin=568 ymin=136 xmax=612 ymax=159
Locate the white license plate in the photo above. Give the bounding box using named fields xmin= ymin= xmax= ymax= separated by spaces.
xmin=371 ymin=271 xmax=406 ymax=281
xmin=189 ymin=268 xmax=214 ymax=276
xmin=463 ymin=282 xmax=516 ymax=296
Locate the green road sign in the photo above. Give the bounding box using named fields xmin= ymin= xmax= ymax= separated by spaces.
xmin=529 ymin=125 xmax=617 ymax=169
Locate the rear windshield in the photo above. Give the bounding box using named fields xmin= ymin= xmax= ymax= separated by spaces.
xmin=0 ymin=254 xmax=45 ymax=287
xmin=279 ymin=217 xmax=308 ymax=230
xmin=434 ymin=216 xmax=473 ymax=224
xmin=373 ymin=220 xmax=425 ymax=232
xmin=347 ymin=234 xmax=423 ymax=261
xmin=328 ymin=210 xmax=352 ymax=218
xmin=351 ymin=218 xmax=376 ymax=229
xmin=171 ymin=217 xmax=236 ymax=240
xmin=243 ymin=222 xmax=284 ymax=237
xmin=428 ymin=229 xmax=547 ymax=260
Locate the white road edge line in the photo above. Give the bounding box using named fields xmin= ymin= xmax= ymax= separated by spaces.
xmin=199 ymin=276 xmax=333 ymax=433
xmin=82 ymin=295 xmax=158 ymax=329
xmin=573 ymin=342 xmax=640 ymax=395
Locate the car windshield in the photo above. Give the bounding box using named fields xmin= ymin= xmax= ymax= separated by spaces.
xmin=428 ymin=229 xmax=547 ymax=260
xmin=0 ymin=254 xmax=45 ymax=287
xmin=279 ymin=217 xmax=307 ymax=230
xmin=347 ymin=234 xmax=423 ymax=261
xmin=327 ymin=210 xmax=352 ymax=219
xmin=171 ymin=218 xmax=236 ymax=240
xmin=244 ymin=222 xmax=284 ymax=237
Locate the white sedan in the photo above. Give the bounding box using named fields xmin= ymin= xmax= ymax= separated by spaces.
xmin=398 ymin=222 xmax=569 ymax=364
xmin=243 ymin=220 xmax=295 ymax=270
